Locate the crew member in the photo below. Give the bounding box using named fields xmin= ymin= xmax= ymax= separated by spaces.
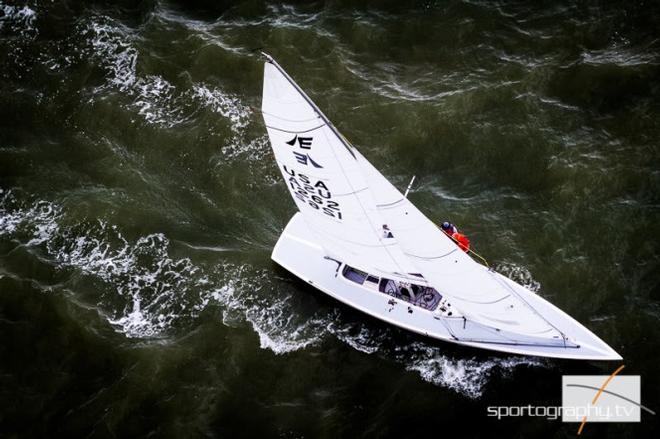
xmin=441 ymin=221 xmax=470 ymax=252
xmin=441 ymin=221 xmax=457 ymax=235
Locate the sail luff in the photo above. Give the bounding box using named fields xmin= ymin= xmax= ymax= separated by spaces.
xmin=262 ymin=53 xmax=356 ymax=159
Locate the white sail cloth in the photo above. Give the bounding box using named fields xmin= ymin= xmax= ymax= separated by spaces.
xmin=357 ymin=151 xmax=564 ymax=340
xmin=262 ymin=56 xmax=567 ymax=344
xmin=262 ymin=60 xmax=419 ymax=281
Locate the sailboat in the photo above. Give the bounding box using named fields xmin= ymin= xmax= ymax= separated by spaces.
xmin=260 ymin=53 xmax=621 ymax=361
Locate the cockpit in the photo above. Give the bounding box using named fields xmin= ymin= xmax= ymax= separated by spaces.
xmin=342 ymin=265 xmax=443 ymax=311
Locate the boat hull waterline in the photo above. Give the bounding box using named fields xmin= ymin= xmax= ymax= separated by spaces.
xmin=273 ymin=214 xmax=620 ymax=360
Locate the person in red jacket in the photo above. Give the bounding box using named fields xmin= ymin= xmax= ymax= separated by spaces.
xmin=441 ymin=221 xmax=470 ymax=252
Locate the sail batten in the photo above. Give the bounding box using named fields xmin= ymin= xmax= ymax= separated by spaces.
xmin=265 ymin=124 xmax=327 ymax=134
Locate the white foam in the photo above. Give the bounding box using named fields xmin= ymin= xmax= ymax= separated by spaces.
xmin=495 ymin=261 xmax=541 ymax=293
xmin=0 ymin=194 xmax=207 ymax=338
xmin=133 ymin=75 xmax=187 ymax=127
xmin=0 ymin=190 xmax=23 ymax=236
xmin=85 ymin=19 xmax=257 ymax=131
xmin=251 ymin=312 xmax=321 ymax=354
xmin=25 ymin=202 xmax=61 ymax=246
xmin=0 ymin=190 xmax=61 ymax=242
xmin=396 ymin=342 xmax=544 ymax=399
xmin=324 ymin=311 xmax=385 ymax=354
xmin=86 ymin=20 xmax=185 ymax=128
xmin=2 ymin=196 xmax=319 ymax=348
xmin=191 ymin=83 xmax=263 ymax=168
xmin=2 ymin=192 xmax=547 ymax=397
xmin=203 ymin=266 xmax=324 ymax=355
xmin=87 ymin=21 xmax=138 ymax=91
xmin=191 ymin=83 xmax=251 ymax=134
xmin=109 ymin=299 xmax=154 ymax=337
xmin=0 ymin=3 xmax=36 ymax=33
xmin=226 ymin=133 xmax=268 ymax=159
xmin=46 ymin=225 xmax=205 ymax=337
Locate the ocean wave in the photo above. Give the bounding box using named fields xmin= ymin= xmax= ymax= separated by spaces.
xmin=86 ymin=20 xmax=138 ymax=90
xmin=80 ymin=15 xmax=278 ymax=189
xmin=190 ymin=82 xmax=254 ymax=158
xmin=1 ymin=191 xmax=545 ymax=396
xmin=85 ymin=19 xmax=187 ymax=127
xmin=0 ymin=2 xmax=36 ymax=34
xmin=0 ymin=193 xmax=316 ymax=348
xmin=210 ymin=134 xmax=280 ymax=188
xmin=84 ymin=18 xmax=252 ymax=131
xmin=338 ymin=51 xmax=518 ymax=103
xmin=191 ymin=83 xmax=251 ymax=134
xmin=514 ymin=92 xmax=581 ymax=112
xmin=325 ymin=312 xmax=386 ymax=354
xmin=133 ymin=75 xmax=188 ymax=126
xmin=0 ymin=191 xmax=207 ymax=337
xmin=494 ymin=261 xmax=541 ymax=293
xmin=581 ymin=47 xmax=660 ymax=67
xmin=321 ymin=311 xmax=545 ymax=398
xmin=202 ymin=264 xmax=325 ymax=354
xmin=51 ymin=225 xmax=206 ymax=337
xmin=218 ymin=134 xmax=269 ymax=164
xmin=396 ymin=342 xmax=544 ymax=399
xmin=0 ymin=2 xmax=38 ymax=75
xmin=0 ymin=189 xmax=60 ymax=243
xmin=264 ymin=4 xmax=328 ymax=35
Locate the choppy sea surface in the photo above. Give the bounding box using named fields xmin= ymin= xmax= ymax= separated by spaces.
xmin=1 ymin=1 xmax=659 ymax=437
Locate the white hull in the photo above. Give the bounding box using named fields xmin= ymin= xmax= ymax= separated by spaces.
xmin=273 ymin=213 xmax=622 ymax=361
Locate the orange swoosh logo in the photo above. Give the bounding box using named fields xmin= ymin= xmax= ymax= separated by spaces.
xmin=577 ymin=364 xmax=625 ymax=435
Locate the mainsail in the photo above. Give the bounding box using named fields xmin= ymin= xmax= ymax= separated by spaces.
xmin=262 ymin=55 xmax=419 ymax=281
xmin=262 ymin=55 xmax=572 ymax=346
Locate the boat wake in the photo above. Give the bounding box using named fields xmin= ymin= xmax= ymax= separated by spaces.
xmin=396 ymin=343 xmax=544 ymax=399
xmin=202 ymin=266 xmax=325 ymax=355
xmin=0 ymin=190 xmax=546 ymax=398
xmin=0 ymin=190 xmax=208 ymax=337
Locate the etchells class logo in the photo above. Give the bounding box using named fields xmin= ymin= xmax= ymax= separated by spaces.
xmin=286 ymin=134 xmax=313 ymax=149
xmin=563 ymin=365 xmax=655 ymax=434
xmin=487 ymin=365 xmax=655 ymax=435
xmin=285 ymin=134 xmax=323 ymax=168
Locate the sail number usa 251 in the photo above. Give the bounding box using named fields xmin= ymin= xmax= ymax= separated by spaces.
xmin=283 ymin=165 xmax=343 ymax=220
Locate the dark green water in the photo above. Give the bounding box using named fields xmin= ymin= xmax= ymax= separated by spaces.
xmin=1 ymin=1 xmax=659 ymax=437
